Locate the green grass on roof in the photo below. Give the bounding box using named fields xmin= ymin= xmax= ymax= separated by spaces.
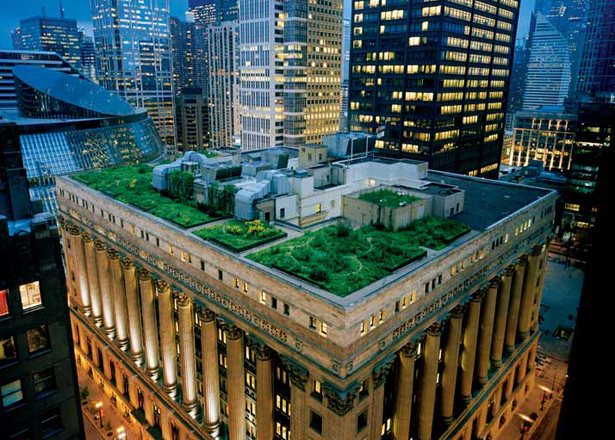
xmin=72 ymin=165 xmax=222 ymax=228
xmin=358 ymin=189 xmax=421 ymax=208
xmin=193 ymin=220 xmax=287 ymax=252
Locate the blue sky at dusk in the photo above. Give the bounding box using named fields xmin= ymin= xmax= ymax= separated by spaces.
xmin=0 ymin=0 xmax=536 ymax=50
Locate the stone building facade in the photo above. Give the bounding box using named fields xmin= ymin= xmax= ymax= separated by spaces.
xmin=55 ymin=171 xmax=556 ymax=440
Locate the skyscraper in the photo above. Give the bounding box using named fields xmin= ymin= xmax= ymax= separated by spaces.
xmin=239 ymin=0 xmax=343 ymax=151
xmin=80 ymin=34 xmax=97 ymax=83
xmin=90 ymin=0 xmax=176 ymax=149
xmin=522 ymin=13 xmax=571 ymax=111
xmin=13 ymin=16 xmax=83 ymax=70
xmin=577 ymin=0 xmax=615 ymax=96
xmin=175 ymin=87 xmax=210 ymax=151
xmin=349 ymin=0 xmax=520 ymax=178
xmin=188 ymin=0 xmax=219 ymax=94
xmin=340 ymin=19 xmax=351 ymax=132
xmin=170 ymin=16 xmax=198 ymax=94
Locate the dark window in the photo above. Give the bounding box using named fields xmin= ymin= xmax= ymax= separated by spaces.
xmin=358 ymin=410 xmax=368 ymax=432
xmin=153 ymin=404 xmax=161 ymax=427
xmin=33 ymin=368 xmax=56 ymax=397
xmin=218 ymin=269 xmax=223 ymax=281
xmin=309 ymin=411 xmax=323 ymax=434
xmin=0 ymin=335 xmax=17 ymax=366
xmin=283 ymin=303 xmax=290 ymax=316
xmin=359 ymin=379 xmax=369 ymax=401
xmin=27 ymin=324 xmax=51 ymax=354
xmin=280 ymin=208 xmax=285 ymax=218
xmin=201 ymin=260 xmax=205 ymax=271
xmin=271 ymin=297 xmax=278 ymax=309
xmin=171 ymin=424 xmax=180 ymax=440
xmin=40 ymin=408 xmax=63 ymax=437
xmin=8 ymin=422 xmax=29 ymax=440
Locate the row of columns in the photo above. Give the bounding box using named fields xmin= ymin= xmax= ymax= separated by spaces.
xmin=390 ymin=244 xmax=546 ymax=440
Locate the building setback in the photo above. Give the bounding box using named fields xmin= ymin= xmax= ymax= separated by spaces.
xmin=0 ymin=119 xmax=84 ymax=439
xmin=55 ymin=151 xmax=556 ymax=440
xmin=349 ymin=0 xmax=521 ymax=178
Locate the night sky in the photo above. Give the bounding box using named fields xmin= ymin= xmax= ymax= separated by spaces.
xmin=0 ymin=0 xmax=536 ymax=50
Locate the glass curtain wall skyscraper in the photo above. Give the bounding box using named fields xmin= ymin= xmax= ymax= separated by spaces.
xmin=90 ymin=0 xmax=176 ymax=149
xmin=349 ymin=0 xmax=520 ymax=178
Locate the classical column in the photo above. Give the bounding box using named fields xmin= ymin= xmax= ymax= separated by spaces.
xmin=199 ymin=309 xmax=220 ymax=434
xmin=283 ymin=359 xmax=308 ymax=440
xmin=95 ymin=240 xmax=115 ymax=339
xmin=459 ymin=290 xmax=483 ymax=404
xmin=156 ymin=280 xmax=178 ymax=398
xmin=393 ymin=342 xmax=417 ymax=440
xmin=532 ymin=248 xmax=548 ymax=333
xmin=255 ymin=343 xmax=274 ymax=440
xmin=417 ymin=323 xmax=442 ymax=440
xmin=83 ymin=233 xmax=103 ymax=325
xmin=518 ymin=247 xmax=541 ymax=341
xmin=178 ymin=294 xmax=198 ymax=415
xmin=505 ymin=258 xmax=526 ymax=354
xmin=122 ymin=258 xmax=144 ymax=364
xmin=476 ymin=278 xmax=500 ymax=385
xmin=108 ymin=249 xmax=128 ymax=350
xmin=226 ymin=325 xmax=246 ymax=440
xmin=440 ymin=305 xmax=464 ymax=426
xmin=491 ymin=267 xmax=514 ymax=367
xmin=69 ymin=226 xmax=91 ymax=315
xmin=518 ymin=353 xmax=528 ymax=383
xmin=138 ymin=268 xmax=159 ymax=380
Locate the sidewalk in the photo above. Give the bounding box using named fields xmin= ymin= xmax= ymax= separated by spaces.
xmin=77 ymin=365 xmax=142 ymax=440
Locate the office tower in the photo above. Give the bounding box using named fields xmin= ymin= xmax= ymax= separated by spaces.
xmin=340 ymin=19 xmax=351 ymax=132
xmin=90 ymin=0 xmax=176 ymax=148
xmin=577 ymin=0 xmax=615 ymax=96
xmin=188 ymin=0 xmax=219 ymax=94
xmin=10 ymin=28 xmax=24 ymax=50
xmin=171 ymin=16 xmax=198 ymax=94
xmin=207 ymin=21 xmax=240 ymax=149
xmin=505 ymin=38 xmax=528 ymax=131
xmin=175 ymin=88 xmax=210 ymax=151
xmin=56 ymin=147 xmax=556 ymax=440
xmin=522 ymin=13 xmax=571 ymax=111
xmin=80 ymin=35 xmax=97 ymax=83
xmin=239 ymin=0 xmax=343 ymax=151
xmin=12 ymin=15 xmax=83 ymax=70
xmin=349 ymin=0 xmax=520 ymax=178
xmin=0 ymin=119 xmax=84 ymax=439
xmin=509 ymin=110 xmax=577 ymax=171
xmin=0 ymin=50 xmax=85 ymax=110
xmin=0 ymin=65 xmax=163 ymax=214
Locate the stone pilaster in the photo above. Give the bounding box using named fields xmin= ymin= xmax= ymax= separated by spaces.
xmin=95 ymin=240 xmax=115 ymax=339
xmin=505 ymin=258 xmax=526 ymax=354
xmin=122 ymin=258 xmax=143 ymax=364
xmin=226 ymin=325 xmax=245 ymax=440
xmin=178 ymin=294 xmax=198 ymax=414
xmin=505 ymin=372 xmax=514 ymax=401
xmin=322 ymin=384 xmax=360 ymax=439
xmin=417 ymin=323 xmax=443 ymax=440
xmin=491 ymin=266 xmax=514 ymax=367
xmin=460 ymin=290 xmax=484 ymax=404
xmin=283 ymin=358 xmax=308 ymax=440
xmin=108 ymin=249 xmax=128 ymax=350
xmin=532 ymin=246 xmax=548 ymax=333
xmin=518 ymin=247 xmax=541 ymax=341
xmin=393 ymin=342 xmax=417 ymax=440
xmin=156 ymin=280 xmax=178 ymax=398
xmin=83 ymin=233 xmax=103 ymax=325
xmin=69 ymin=226 xmax=91 ymax=315
xmin=138 ymin=268 xmax=159 ymax=380
xmin=441 ymin=305 xmax=464 ymax=426
xmin=476 ymin=278 xmax=500 ymax=385
xmin=199 ymin=308 xmax=220 ymax=435
xmin=254 ymin=342 xmax=274 ymax=440
xmin=371 ymin=356 xmax=395 ymax=439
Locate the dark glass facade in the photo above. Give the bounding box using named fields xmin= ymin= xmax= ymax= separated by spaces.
xmin=349 ymin=0 xmax=520 ymax=178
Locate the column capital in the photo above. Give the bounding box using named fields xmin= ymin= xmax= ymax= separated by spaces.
xmin=517 ymin=255 xmax=528 ymax=267
xmin=504 ymin=265 xmax=516 ymax=277
xmin=68 ymin=224 xmax=81 ymax=236
xmin=177 ymin=292 xmax=191 ymax=308
xmin=323 ymin=384 xmax=360 ymax=417
xmin=227 ymin=325 xmax=243 ymax=341
xmin=246 ymin=336 xmax=272 ymax=361
xmin=107 ymin=248 xmax=120 ymax=261
xmin=82 ymin=231 xmax=93 ymax=243
xmin=400 ymin=341 xmax=418 ymax=358
xmin=94 ymin=239 xmax=106 ymax=252
xmin=426 ymin=322 xmax=444 ymax=337
xmin=137 ymin=267 xmax=151 ymax=281
xmin=154 ymin=279 xmax=170 ymax=294
xmin=489 ymin=276 xmax=502 ymax=289
xmin=531 ymin=245 xmax=543 ymax=256
xmin=373 ymin=354 xmax=396 ymax=388
xmin=471 ymin=288 xmax=486 ymax=303
xmin=450 ymin=304 xmax=466 ymax=318
xmin=197 ymin=307 xmax=217 ymax=322
xmin=281 ymin=356 xmax=309 ymax=391
xmin=120 ymin=257 xmax=134 ymax=271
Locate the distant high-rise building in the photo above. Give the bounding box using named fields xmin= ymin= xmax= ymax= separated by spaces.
xmin=171 ymin=16 xmax=198 ymax=93
xmin=80 ymin=34 xmax=97 ymax=83
xmin=188 ymin=0 xmax=219 ymax=94
xmin=90 ymin=0 xmax=176 ymax=149
xmin=349 ymin=0 xmax=520 ymax=178
xmin=577 ymin=0 xmax=615 ymax=96
xmin=505 ymin=37 xmax=529 ymax=131
xmin=175 ymin=88 xmax=210 ymax=151
xmin=207 ymin=21 xmax=240 ymax=149
xmin=239 ymin=0 xmax=342 ymax=151
xmin=522 ymin=13 xmax=571 ymax=111
xmin=0 ymin=118 xmax=84 ymax=440
xmin=13 ymin=16 xmax=83 ymax=70
xmin=339 ymin=19 xmax=351 ymax=132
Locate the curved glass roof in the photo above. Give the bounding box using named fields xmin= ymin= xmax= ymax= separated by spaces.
xmin=13 ymin=65 xmax=138 ymax=117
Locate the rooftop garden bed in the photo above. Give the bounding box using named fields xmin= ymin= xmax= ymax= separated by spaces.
xmin=358 ymin=189 xmax=420 ymax=208
xmin=72 ymin=165 xmax=224 ymax=228
xmin=247 ymin=217 xmax=470 ymax=296
xmin=194 ymin=220 xmax=287 ymax=252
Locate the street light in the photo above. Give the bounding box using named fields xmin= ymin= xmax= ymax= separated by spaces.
xmin=95 ymin=401 xmax=103 ymax=429
xmin=117 ymin=426 xmax=127 ymax=440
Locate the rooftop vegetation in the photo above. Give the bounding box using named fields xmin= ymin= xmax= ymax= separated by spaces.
xmin=247 ymin=217 xmax=470 ymax=296
xmin=358 ymin=189 xmax=421 ymax=208
xmin=72 ymin=165 xmax=223 ymax=228
xmin=194 ymin=219 xmax=287 ymax=252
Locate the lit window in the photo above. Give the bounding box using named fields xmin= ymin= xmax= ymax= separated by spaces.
xmin=360 ymin=321 xmax=366 ymax=335
xmin=379 ymin=310 xmax=386 ymax=323
xmin=19 ymin=281 xmax=42 ymax=311
xmin=235 ymin=278 xmax=240 ymax=289
xmin=1 ymin=379 xmax=24 ymax=408
xmin=28 ymin=324 xmax=51 ymax=354
xmin=243 ymin=282 xmax=248 ymax=293
xmin=320 ymin=322 xmax=328 ymax=337
xmin=0 ymin=289 xmax=9 ymax=316
xmin=260 ymin=290 xmax=267 ymax=304
xmin=316 ymin=203 xmax=322 ymax=213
